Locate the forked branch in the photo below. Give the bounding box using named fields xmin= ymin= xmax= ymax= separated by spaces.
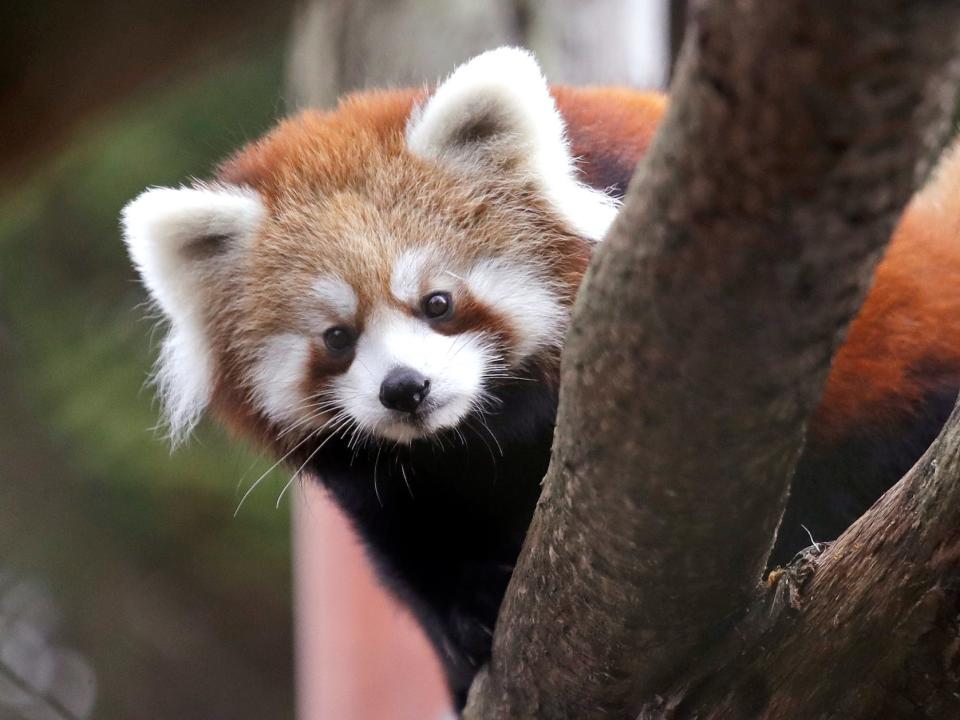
xmin=465 ymin=2 xmax=960 ymax=717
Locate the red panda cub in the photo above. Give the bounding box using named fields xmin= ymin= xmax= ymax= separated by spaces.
xmin=122 ymin=48 xmax=960 ymax=706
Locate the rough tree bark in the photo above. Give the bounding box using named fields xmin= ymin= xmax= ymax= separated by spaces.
xmin=465 ymin=2 xmax=960 ymax=718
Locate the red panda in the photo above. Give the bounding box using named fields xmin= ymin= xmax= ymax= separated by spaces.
xmin=121 ymin=48 xmax=960 ymax=707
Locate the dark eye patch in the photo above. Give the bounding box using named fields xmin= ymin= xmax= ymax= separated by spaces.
xmin=307 ymin=341 xmax=354 ymax=385
xmin=426 ymin=291 xmax=515 ymax=348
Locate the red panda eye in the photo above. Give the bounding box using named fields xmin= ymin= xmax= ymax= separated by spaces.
xmin=323 ymin=326 xmax=354 ymax=353
xmin=422 ymin=292 xmax=452 ymax=320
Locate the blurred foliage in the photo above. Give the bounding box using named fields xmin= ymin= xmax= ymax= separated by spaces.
xmin=0 ymin=41 xmax=296 ymax=719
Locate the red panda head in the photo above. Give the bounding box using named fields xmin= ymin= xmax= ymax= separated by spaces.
xmin=122 ymin=48 xmax=618 ymax=450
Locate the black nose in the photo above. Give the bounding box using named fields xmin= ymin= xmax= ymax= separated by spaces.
xmin=379 ymin=367 xmax=430 ymax=413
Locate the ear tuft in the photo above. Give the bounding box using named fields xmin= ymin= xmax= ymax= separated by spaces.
xmin=121 ymin=183 xmax=265 ymax=442
xmin=152 ymin=323 xmax=214 ymax=444
xmin=406 ymin=47 xmax=619 ymax=241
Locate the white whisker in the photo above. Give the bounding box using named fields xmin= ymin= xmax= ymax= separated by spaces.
xmin=235 ymin=432 xmax=314 ymax=517
xmin=399 ymin=462 xmax=414 ymax=499
xmin=373 ymin=443 xmax=384 ymax=507
xmin=276 ymin=439 xmax=326 ymax=509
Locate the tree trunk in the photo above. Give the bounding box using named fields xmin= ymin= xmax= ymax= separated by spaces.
xmin=465 ymin=2 xmax=960 ymax=717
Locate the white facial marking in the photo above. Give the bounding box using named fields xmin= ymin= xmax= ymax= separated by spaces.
xmin=334 ymin=308 xmax=493 ymax=443
xmin=390 ymin=246 xmax=436 ymax=304
xmin=465 ymin=258 xmax=566 ymax=359
xmin=313 ymin=275 xmax=358 ymax=319
xmin=153 ymin=323 xmax=213 ymax=443
xmin=250 ymin=334 xmax=312 ymax=425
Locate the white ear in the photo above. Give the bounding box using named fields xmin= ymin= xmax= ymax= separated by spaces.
xmin=406 ymin=47 xmax=618 ymax=241
xmin=121 ymin=184 xmax=265 ymax=441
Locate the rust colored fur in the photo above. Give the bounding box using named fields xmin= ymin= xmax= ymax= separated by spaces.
xmin=218 ymin=85 xmax=960 ymax=454
xmin=816 ymin=152 xmax=960 ymax=441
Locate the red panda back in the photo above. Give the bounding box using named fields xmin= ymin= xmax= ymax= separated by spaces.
xmin=553 ymin=87 xmax=667 ymax=194
xmin=554 ymin=87 xmax=960 ymax=448
xmin=817 ymin=149 xmax=960 ymax=441
xmin=776 ymin=143 xmax=960 ymax=564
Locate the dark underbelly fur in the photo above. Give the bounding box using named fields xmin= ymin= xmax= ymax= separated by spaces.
xmin=305 ymin=356 xmax=959 ymax=708
xmin=770 ymin=378 xmax=960 ymax=568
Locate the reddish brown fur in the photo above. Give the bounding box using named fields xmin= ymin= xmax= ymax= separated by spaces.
xmin=815 ymin=148 xmax=960 ymax=439
xmin=307 ymin=343 xmax=355 ymax=382
xmin=553 ymin=86 xmax=667 ymax=190
xmin=212 ymin=84 xmax=960 ymax=448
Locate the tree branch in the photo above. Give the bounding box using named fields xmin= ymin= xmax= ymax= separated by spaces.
xmin=635 ymin=394 xmax=960 ymax=718
xmin=465 ymin=2 xmax=960 ymax=717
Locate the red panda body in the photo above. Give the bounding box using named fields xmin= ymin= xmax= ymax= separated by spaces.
xmin=122 ymin=49 xmax=960 ymax=708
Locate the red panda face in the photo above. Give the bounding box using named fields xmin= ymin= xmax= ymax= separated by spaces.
xmin=122 ymin=48 xmax=618 ymax=449
xmin=242 ymin=176 xmax=578 ymax=444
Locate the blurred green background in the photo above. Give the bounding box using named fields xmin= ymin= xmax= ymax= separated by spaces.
xmin=0 ymin=38 xmax=294 ymax=720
